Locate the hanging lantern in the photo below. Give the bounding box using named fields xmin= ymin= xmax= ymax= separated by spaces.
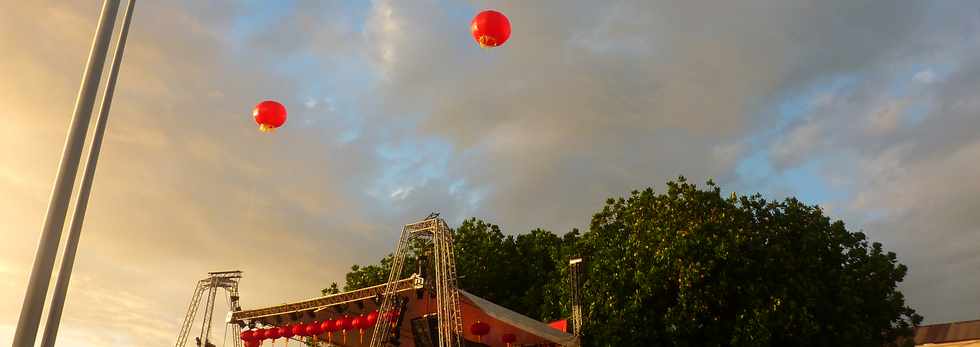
xmin=240 ymin=330 xmax=255 ymax=341
xmin=352 ymin=315 xmax=367 ymax=344
xmin=339 ymin=316 xmax=352 ymax=344
xmin=253 ymin=100 xmax=287 ymax=132
xmin=278 ymin=326 xmax=291 ymax=347
xmin=383 ymin=310 xmax=400 ymax=323
xmin=470 ymin=321 xmax=490 ymax=342
xmin=245 ymin=340 xmax=262 ymax=347
xmin=365 ymin=310 xmax=379 ymax=328
xmin=502 ymin=333 xmax=517 ymax=347
xmin=290 ymin=323 xmax=304 ymax=337
xmin=470 ymin=10 xmax=511 ymax=48
xmin=304 ymin=322 xmax=318 ymax=336
xmin=320 ymin=319 xmax=335 ymax=343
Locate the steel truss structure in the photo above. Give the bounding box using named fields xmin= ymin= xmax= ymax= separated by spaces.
xmin=369 ymin=215 xmax=463 ymax=347
xmin=176 ymin=271 xmax=243 ymax=347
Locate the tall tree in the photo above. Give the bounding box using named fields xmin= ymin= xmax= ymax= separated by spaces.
xmin=579 ymin=177 xmax=921 ymax=347
xmin=324 ymin=178 xmax=921 ymax=347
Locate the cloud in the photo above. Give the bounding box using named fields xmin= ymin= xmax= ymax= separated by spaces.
xmin=2 ymin=1 xmax=979 ymax=345
xmin=915 ymin=68 xmax=937 ymax=84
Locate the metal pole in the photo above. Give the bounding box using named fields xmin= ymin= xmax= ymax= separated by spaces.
xmin=12 ymin=0 xmax=121 ymax=345
xmin=38 ymin=1 xmax=135 ymax=345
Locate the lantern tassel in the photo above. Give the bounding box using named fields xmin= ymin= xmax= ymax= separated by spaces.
xmin=478 ymin=35 xmax=497 ymax=49
xmin=258 ymin=124 xmax=275 ymax=132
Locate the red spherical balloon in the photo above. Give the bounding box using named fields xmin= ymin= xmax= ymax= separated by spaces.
xmin=470 ymin=321 xmax=490 ymax=336
xmin=277 ymin=326 xmax=290 ymax=338
xmin=365 ymin=310 xmax=379 ymax=327
xmin=471 ymin=10 xmax=511 ymax=48
xmin=502 ymin=333 xmax=517 ymax=343
xmin=253 ymin=100 xmax=287 ymax=132
xmin=290 ymin=323 xmax=304 ymax=337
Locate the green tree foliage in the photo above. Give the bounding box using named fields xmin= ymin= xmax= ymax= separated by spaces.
xmin=324 ymin=178 xmax=921 ymax=347
xmin=579 ymin=177 xmax=921 ymax=346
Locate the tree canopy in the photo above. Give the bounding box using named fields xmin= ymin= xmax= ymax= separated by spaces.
xmin=324 ymin=177 xmax=921 ymax=347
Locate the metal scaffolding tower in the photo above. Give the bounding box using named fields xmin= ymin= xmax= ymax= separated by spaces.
xmin=569 ymin=257 xmax=584 ymax=338
xmin=370 ymin=215 xmax=463 ymax=347
xmin=176 ymin=271 xmax=243 ymax=347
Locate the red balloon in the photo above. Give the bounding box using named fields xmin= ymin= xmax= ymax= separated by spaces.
xmin=470 ymin=321 xmax=490 ymax=336
xmin=365 ymin=311 xmax=379 ymax=327
xmin=471 ymin=10 xmax=511 ymax=48
xmin=502 ymin=333 xmax=517 ymax=343
xmin=253 ymin=100 xmax=287 ymax=132
xmin=290 ymin=323 xmax=304 ymax=337
xmin=277 ymin=326 xmax=290 ymax=338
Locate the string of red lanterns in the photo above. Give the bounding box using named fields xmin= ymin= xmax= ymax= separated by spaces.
xmin=239 ymin=310 xmax=399 ymax=347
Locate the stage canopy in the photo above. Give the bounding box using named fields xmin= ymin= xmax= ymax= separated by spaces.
xmin=229 ymin=275 xmax=578 ymax=347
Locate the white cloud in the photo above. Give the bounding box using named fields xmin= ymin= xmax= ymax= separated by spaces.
xmin=390 ymin=186 xmax=415 ymax=200
xmin=304 ymin=97 xmax=318 ymax=109
xmin=915 ymin=68 xmax=936 ymax=84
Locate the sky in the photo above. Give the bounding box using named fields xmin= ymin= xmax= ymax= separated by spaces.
xmin=2 ymin=0 xmax=980 ymax=345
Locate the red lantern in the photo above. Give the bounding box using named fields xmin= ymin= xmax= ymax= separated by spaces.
xmin=502 ymin=333 xmax=517 ymax=346
xmin=338 ymin=316 xmax=352 ymax=343
xmin=278 ymin=326 xmax=290 ymax=338
xmin=471 ymin=10 xmax=511 ymax=48
xmin=253 ymin=100 xmax=287 ymax=132
xmin=470 ymin=321 xmax=490 ymax=342
xmin=304 ymin=322 xmax=318 ymax=336
xmin=290 ymin=324 xmax=304 ymax=337
xmin=265 ymin=328 xmax=279 ymax=341
xmin=340 ymin=315 xmax=353 ymax=331
xmin=352 ymin=315 xmax=369 ymax=344
xmin=383 ymin=310 xmax=400 ymax=323
xmin=321 ymin=319 xmax=335 ymax=343
xmin=365 ymin=310 xmax=379 ymax=328
xmin=240 ymin=330 xmax=255 ymax=341
xmin=244 ymin=340 xmax=262 ymax=347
